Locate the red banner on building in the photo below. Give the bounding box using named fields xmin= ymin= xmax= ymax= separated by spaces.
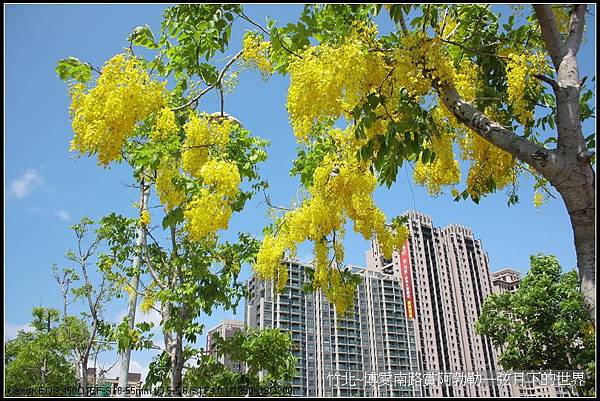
xmin=399 ymin=239 xmax=416 ymax=319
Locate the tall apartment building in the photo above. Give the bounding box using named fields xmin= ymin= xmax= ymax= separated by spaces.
xmin=245 ymin=260 xmax=422 ymax=397
xmin=491 ymin=268 xmax=521 ymax=294
xmin=205 ymin=319 xmax=245 ymax=373
xmin=367 ymin=210 xmax=502 ymax=397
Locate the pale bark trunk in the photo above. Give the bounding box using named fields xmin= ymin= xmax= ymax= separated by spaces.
xmin=117 ymin=182 xmax=150 ymax=396
xmin=80 ymin=357 xmax=89 ymax=395
xmin=161 ymin=302 xmax=183 ymax=397
xmin=170 ymin=336 xmax=184 ymax=396
xmin=535 ymin=4 xmax=595 ymax=327
xmin=167 ymin=224 xmax=184 ymax=396
xmin=562 ymin=170 xmax=596 ymax=328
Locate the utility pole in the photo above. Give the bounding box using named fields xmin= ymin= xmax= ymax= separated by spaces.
xmin=117 ymin=180 xmax=150 ymax=396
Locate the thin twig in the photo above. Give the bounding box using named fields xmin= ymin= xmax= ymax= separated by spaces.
xmin=441 ymin=38 xmax=510 ymax=59
xmin=171 ymin=50 xmax=244 ymax=111
xmin=219 ymin=87 xmax=224 ymax=118
xmin=237 ymin=11 xmax=270 ymax=36
xmin=263 ymin=189 xmax=292 ymax=211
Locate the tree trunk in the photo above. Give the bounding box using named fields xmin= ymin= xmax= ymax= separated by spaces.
xmin=170 ymin=335 xmax=184 ymax=396
xmin=554 ymin=161 xmax=595 ymax=326
xmin=117 ymin=182 xmax=150 ymax=396
xmin=161 ymin=301 xmax=183 ymax=397
xmin=80 ymin=357 xmax=89 ymax=396
xmin=545 ymin=4 xmax=596 ymax=328
xmin=167 ymin=224 xmax=184 ymax=396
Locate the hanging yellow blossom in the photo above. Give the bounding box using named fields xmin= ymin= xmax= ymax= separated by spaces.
xmin=140 ymin=281 xmax=157 ymax=313
xmin=69 ymin=53 xmax=166 ymax=166
xmin=533 ymin=191 xmax=544 ymax=208
xmin=242 ymin=32 xmax=273 ymax=77
xmin=139 ymin=209 xmax=151 ymax=227
xmin=199 ymin=159 xmax=241 ymax=198
xmin=458 ymin=107 xmax=517 ymax=199
xmin=254 ymin=235 xmax=288 ymax=289
xmin=182 ymin=113 xmax=233 ymax=177
xmin=184 ymin=188 xmax=233 ymax=242
xmin=286 ymin=27 xmax=390 ymax=142
xmin=254 ymin=126 xmax=407 ymax=314
xmin=413 ymin=133 xmax=461 ymax=196
xmin=151 ymin=107 xmax=179 ymax=141
xmin=505 ymin=51 xmax=550 ymax=126
xmin=155 ymin=158 xmax=186 ymax=211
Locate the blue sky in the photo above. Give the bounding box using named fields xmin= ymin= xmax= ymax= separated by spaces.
xmin=5 ymin=4 xmax=596 ymax=379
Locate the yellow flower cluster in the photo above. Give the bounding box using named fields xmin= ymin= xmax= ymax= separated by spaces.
xmin=453 ymin=59 xmax=480 ymax=104
xmin=254 ymin=235 xmax=289 ymax=292
xmin=324 ymin=267 xmax=358 ymax=315
xmin=182 ymin=114 xmax=232 ymax=177
xmin=306 ymin=237 xmax=360 ymax=314
xmin=151 ymin=108 xmax=179 ymax=141
xmin=287 ymin=29 xmax=390 ymax=141
xmin=140 ymin=293 xmax=155 ymax=313
xmin=140 ymin=281 xmax=157 ymax=313
xmin=149 ymin=110 xmax=241 ymax=243
xmin=172 ymin=113 xmax=241 ymax=241
xmin=139 ymin=209 xmax=151 ymax=227
xmin=184 ymin=188 xmax=234 ymax=242
xmin=393 ymin=33 xmax=456 ymax=97
xmin=199 ymin=159 xmax=241 ymax=198
xmin=155 ymin=158 xmax=185 ymax=211
xmin=413 ymin=133 xmax=461 ymax=196
xmin=405 ymin=44 xmax=517 ymax=200
xmin=505 ymin=51 xmax=549 ymax=126
xmin=533 ymin=191 xmax=544 ymax=208
xmin=242 ymin=32 xmax=273 ymax=78
xmin=69 ymin=53 xmax=166 ymax=166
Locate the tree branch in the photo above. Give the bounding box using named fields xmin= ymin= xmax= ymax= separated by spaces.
xmin=171 ymin=50 xmax=244 ymax=112
xmin=237 ymin=11 xmax=270 ymax=36
xmin=434 ymin=82 xmax=563 ymax=179
xmin=441 ymin=38 xmax=509 ymax=60
xmin=564 ymin=5 xmax=586 ymax=58
xmin=142 ymin=238 xmax=168 ymax=291
xmin=533 ymin=74 xmax=559 ymax=91
xmin=263 ymin=189 xmax=291 ymax=211
xmin=533 ymin=4 xmax=565 ymax=68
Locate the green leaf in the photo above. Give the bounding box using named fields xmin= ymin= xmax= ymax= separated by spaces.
xmin=129 ymin=25 xmax=158 ymax=49
xmin=162 ymin=207 xmax=184 ymax=229
xmin=198 ymin=63 xmax=218 ymax=85
xmin=55 ymin=57 xmax=93 ymax=83
xmin=421 ymin=148 xmax=431 ymax=164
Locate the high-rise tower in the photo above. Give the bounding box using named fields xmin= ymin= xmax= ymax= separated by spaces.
xmin=367 ymin=210 xmax=501 ymax=397
xmin=245 ymin=260 xmax=421 ymax=397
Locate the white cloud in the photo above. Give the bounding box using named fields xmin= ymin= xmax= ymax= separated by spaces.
xmin=56 ymin=210 xmax=71 ymax=221
xmin=5 ymin=321 xmax=32 ymax=341
xmin=10 ymin=169 xmax=43 ymax=199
